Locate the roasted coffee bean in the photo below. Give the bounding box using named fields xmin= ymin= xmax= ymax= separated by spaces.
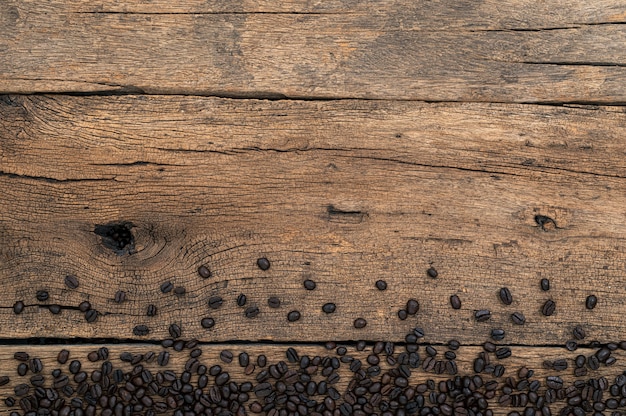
xmin=160 ymin=281 xmax=173 ymax=293
xmin=448 ymin=340 xmax=460 ymax=350
xmin=114 ymin=290 xmax=126 ymax=303
xmin=475 ymin=309 xmax=491 ymax=322
xmin=499 ymin=287 xmax=512 ymax=305
xmin=406 ymin=299 xmax=419 ymax=315
xmin=78 ymin=301 xmax=91 ymax=312
xmin=397 ymin=309 xmax=408 ymax=320
xmin=450 ymin=295 xmax=461 ymax=309
xmin=198 ymin=265 xmax=211 ymax=278
xmin=245 ymin=306 xmax=260 ymax=318
xmin=87 ymin=351 xmax=99 ymax=362
xmin=565 ymin=340 xmax=578 ymax=351
xmin=495 ymin=347 xmax=512 ymax=359
xmin=413 ymin=327 xmax=425 ymax=338
xmin=220 ymin=350 xmax=233 ymax=364
xmin=146 ymin=304 xmax=157 ymax=317
xmin=586 ymin=295 xmax=597 ymax=309
xmin=286 ymin=347 xmax=299 ymax=363
xmin=17 ymin=363 xmax=27 ymax=376
xmin=354 ymin=318 xmax=367 ymax=329
xmin=57 ymin=350 xmax=69 ymax=364
xmin=14 ymin=384 xmax=29 ymax=397
xmin=157 ymin=351 xmax=170 ymax=366
xmin=133 ymin=325 xmax=149 ymax=336
xmin=375 ymin=280 xmax=387 ymax=290
xmin=540 ymin=278 xmax=550 ymax=291
xmin=174 ymin=286 xmax=186 ymax=295
xmin=427 ymin=267 xmax=438 ymax=278
xmin=237 ymin=294 xmax=247 ymax=307
xmin=546 ymin=376 xmax=563 ymax=389
xmin=303 ymin=280 xmax=316 ymax=290
xmin=267 ymin=297 xmax=281 ymax=308
xmin=13 ymin=300 xmax=24 ymax=314
xmin=287 ymin=310 xmax=301 ymax=322
xmin=553 ymin=359 xmax=568 ymax=371
xmin=65 ymin=275 xmax=79 ymax=289
xmin=596 ymin=348 xmax=611 ymax=362
xmin=542 ymin=300 xmax=556 ymax=316
xmin=69 ymin=360 xmax=81 ymax=374
xmin=14 ymin=352 xmax=29 ymax=362
xmin=257 ymin=257 xmax=271 ymax=271
xmin=169 ymin=324 xmax=182 ymax=338
xmin=85 ymin=309 xmax=98 ymax=323
xmin=36 ymin=290 xmax=49 ymax=302
xmin=573 ymin=325 xmax=586 ymax=340
xmin=201 ymin=317 xmax=215 ymax=329
xmin=322 ymin=303 xmax=336 ymax=314
xmin=208 ymin=296 xmax=223 ymax=309
xmin=483 ymin=342 xmax=496 ymax=352
xmin=511 ymin=312 xmax=526 ymax=325
xmin=48 ymin=304 xmax=61 ymax=314
xmin=491 ymin=329 xmax=506 ymax=341
xmin=238 ymin=352 xmax=249 ymax=367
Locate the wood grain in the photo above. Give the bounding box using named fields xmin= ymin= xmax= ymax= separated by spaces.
xmin=1 ymin=95 xmax=626 ymax=344
xmin=0 ymin=343 xmax=622 ymax=416
xmin=0 ymin=1 xmax=625 ymax=101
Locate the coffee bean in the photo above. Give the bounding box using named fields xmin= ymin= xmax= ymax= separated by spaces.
xmin=499 ymin=287 xmax=512 ymax=305
xmin=17 ymin=363 xmax=27 ymax=376
xmin=64 ymin=275 xmax=79 ymax=289
xmin=14 ymin=352 xmax=29 ymax=362
xmin=573 ymin=325 xmax=586 ymax=340
xmin=167 ymin=323 xmax=181 ymax=338
xmin=427 ymin=267 xmax=438 ymax=278
xmin=133 ymin=325 xmax=149 ymax=336
xmin=267 ymin=297 xmax=281 ymax=308
xmin=474 ymin=309 xmax=491 ymax=322
xmin=220 ymin=350 xmax=233 ymax=363
xmin=491 ymin=329 xmax=505 ymax=341
xmin=511 ymin=312 xmax=526 ymax=325
xmin=495 ymin=347 xmax=511 ymax=359
xmin=586 ymin=295 xmax=597 ymax=309
xmin=14 ymin=384 xmax=29 ymax=397
xmin=57 ymin=350 xmax=69 ymax=364
xmin=146 ymin=304 xmax=157 ymax=317
xmin=413 ymin=327 xmax=425 ymax=338
xmin=540 ymin=278 xmax=550 ymax=291
xmin=448 ymin=340 xmax=460 ymax=350
xmin=238 ymin=352 xmax=249 ymax=367
xmin=286 ymin=347 xmax=299 ymax=363
xmin=85 ymin=309 xmax=98 ymax=323
xmin=322 ymin=303 xmax=336 ymax=314
xmin=13 ymin=300 xmax=24 ymax=314
xmin=542 ymin=300 xmax=556 ymax=316
xmin=114 ymin=290 xmax=126 ymax=303
xmin=406 ymin=299 xmax=419 ymax=315
xmin=78 ymin=301 xmax=91 ymax=312
xmin=375 ymin=280 xmax=387 ymax=290
xmin=48 ymin=304 xmax=61 ymax=314
xmin=207 ymin=296 xmax=223 ymax=309
xmin=257 ymin=355 xmax=267 ymax=367
xmin=69 ymin=360 xmax=81 ymax=374
xmin=160 ymin=281 xmax=173 ymax=293
xmin=287 ymin=310 xmax=301 ymax=322
xmin=174 ymin=286 xmax=186 ymax=295
xmin=157 ymin=351 xmax=170 ymax=366
xmin=450 ymin=295 xmax=461 ymax=309
xmin=0 ymin=376 xmax=9 ymax=387
xmin=245 ymin=306 xmax=260 ymax=318
xmin=201 ymin=317 xmax=215 ymax=329
xmin=198 ymin=265 xmax=211 ymax=278
xmin=354 ymin=318 xmax=367 ymax=329
xmin=565 ymin=340 xmax=578 ymax=351
xmin=237 ymin=294 xmax=247 ymax=307
xmin=303 ymin=279 xmax=316 ymax=290
xmin=397 ymin=309 xmax=408 ymax=320
xmin=553 ymin=359 xmax=568 ymax=371
xmin=257 ymin=257 xmax=270 ymax=271
xmin=36 ymin=290 xmax=49 ymax=302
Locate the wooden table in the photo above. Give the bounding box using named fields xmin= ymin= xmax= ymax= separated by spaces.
xmin=1 ymin=1 xmax=626 ymax=415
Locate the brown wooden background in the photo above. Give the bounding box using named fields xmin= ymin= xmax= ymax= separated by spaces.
xmin=1 ymin=0 xmax=626 ymax=414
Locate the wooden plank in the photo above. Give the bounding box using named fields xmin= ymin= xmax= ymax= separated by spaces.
xmin=1 ymin=95 xmax=626 ymax=344
xmin=0 ymin=1 xmax=625 ymax=100
xmin=0 ymin=343 xmax=623 ymax=415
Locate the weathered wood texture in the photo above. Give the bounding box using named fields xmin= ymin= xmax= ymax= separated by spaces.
xmin=1 ymin=95 xmax=626 ymax=344
xmin=1 ymin=0 xmax=625 ymax=101
xmin=0 ymin=343 xmax=621 ymax=416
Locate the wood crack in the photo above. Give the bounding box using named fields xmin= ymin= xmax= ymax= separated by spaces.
xmin=0 ymin=170 xmax=116 ymax=183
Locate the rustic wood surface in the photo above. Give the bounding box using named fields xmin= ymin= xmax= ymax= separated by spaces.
xmin=0 ymin=343 xmax=622 ymax=416
xmin=0 ymin=0 xmax=625 ymax=101
xmin=1 ymin=95 xmax=626 ymax=345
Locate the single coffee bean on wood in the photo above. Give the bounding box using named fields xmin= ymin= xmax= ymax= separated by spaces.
xmin=160 ymin=281 xmax=173 ymax=293
xmin=499 ymin=288 xmax=512 ymax=305
xmin=511 ymin=312 xmax=526 ymax=325
xmin=36 ymin=290 xmax=49 ymax=302
xmin=322 ymin=303 xmax=336 ymax=314
xmin=146 ymin=304 xmax=157 ymax=317
xmin=573 ymin=325 xmax=586 ymax=340
xmin=201 ymin=317 xmax=215 ymax=329
xmin=427 ymin=267 xmax=438 ymax=278
xmin=208 ymin=296 xmax=223 ymax=309
xmin=13 ymin=301 xmax=24 ymax=314
xmin=65 ymin=275 xmax=79 ymax=289
xmin=406 ymin=299 xmax=419 ymax=315
xmin=169 ymin=323 xmax=182 ymax=338
xmin=542 ymin=300 xmax=556 ymax=316
xmin=78 ymin=301 xmax=91 ymax=312
xmin=354 ymin=318 xmax=367 ymax=329
xmin=540 ymin=278 xmax=550 ymax=291
xmin=133 ymin=325 xmax=149 ymax=336
xmin=375 ymin=280 xmax=387 ymax=290
xmin=303 ymin=280 xmax=316 ymax=290
xmin=48 ymin=305 xmax=61 ymax=314
xmin=450 ymin=295 xmax=461 ymax=309
xmin=257 ymin=257 xmax=271 ymax=271
xmin=85 ymin=309 xmax=98 ymax=323
xmin=475 ymin=310 xmax=491 ymax=322
xmin=267 ymin=297 xmax=281 ymax=308
xmin=245 ymin=306 xmax=260 ymax=318
xmin=287 ymin=311 xmax=301 ymax=322
xmin=237 ymin=294 xmax=247 ymax=307
xmin=586 ymin=295 xmax=597 ymax=309
xmin=114 ymin=290 xmax=126 ymax=303
xmin=174 ymin=286 xmax=186 ymax=296
xmin=198 ymin=265 xmax=211 ymax=278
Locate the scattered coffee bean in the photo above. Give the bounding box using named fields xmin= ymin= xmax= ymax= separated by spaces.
xmin=450 ymin=295 xmax=461 ymax=309
xmin=397 ymin=309 xmax=408 ymax=320
xmin=169 ymin=323 xmax=182 ymax=338
xmin=48 ymin=304 xmax=61 ymax=314
xmin=78 ymin=301 xmax=91 ymax=312
xmin=174 ymin=286 xmax=186 ymax=296
xmin=133 ymin=325 xmax=149 ymax=336
xmin=245 ymin=306 xmax=260 ymax=318
xmin=427 ymin=267 xmax=438 ymax=278
xmin=0 ymin=376 xmax=9 ymax=387
xmin=160 ymin=281 xmax=173 ymax=293
xmin=565 ymin=340 xmax=578 ymax=351
xmin=322 ymin=303 xmax=336 ymax=314
xmin=85 ymin=309 xmax=98 ymax=323
xmin=542 ymin=300 xmax=556 ymax=316
xmin=64 ymin=275 xmax=79 ymax=289
xmin=36 ymin=290 xmax=49 ymax=302
xmin=586 ymin=295 xmax=597 ymax=309
xmin=491 ymin=329 xmax=506 ymax=341
xmin=474 ymin=309 xmax=491 ymax=322
xmin=499 ymin=287 xmax=512 ymax=305
xmin=237 ymin=294 xmax=247 ymax=307
xmin=201 ymin=317 xmax=215 ymax=329
xmin=57 ymin=350 xmax=69 ymax=364
xmin=197 ymin=265 xmax=211 ymax=278
xmin=354 ymin=318 xmax=367 ymax=329
xmin=146 ymin=304 xmax=157 ymax=317
xmin=406 ymin=299 xmax=419 ymax=315
xmin=303 ymin=279 xmax=316 ymax=290
xmin=114 ymin=290 xmax=126 ymax=303
xmin=267 ymin=297 xmax=280 ymax=308
xmin=540 ymin=278 xmax=550 ymax=291
xmin=375 ymin=280 xmax=387 ymax=290
xmin=287 ymin=310 xmax=301 ymax=322
xmin=14 ymin=352 xmax=29 ymax=362
xmin=208 ymin=296 xmax=223 ymax=309
xmin=573 ymin=325 xmax=586 ymax=340
xmin=220 ymin=350 xmax=233 ymax=363
xmin=511 ymin=312 xmax=526 ymax=325
xmin=13 ymin=300 xmax=24 ymax=314
xmin=257 ymin=257 xmax=270 ymax=271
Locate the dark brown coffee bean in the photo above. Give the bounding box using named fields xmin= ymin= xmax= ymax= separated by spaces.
xmin=397 ymin=309 xmax=408 ymax=320
xmin=237 ymin=294 xmax=247 ymax=307
xmin=36 ymin=290 xmax=49 ymax=302
xmin=146 ymin=304 xmax=157 ymax=317
xmin=201 ymin=317 xmax=215 ymax=329
xmin=375 ymin=280 xmax=387 ymax=290
xmin=491 ymin=329 xmax=505 ymax=341
xmin=133 ymin=325 xmax=149 ymax=336
xmin=573 ymin=325 xmax=586 ymax=340
xmin=69 ymin=360 xmax=81 ymax=374
xmin=303 ymin=279 xmax=316 ymax=290
xmin=542 ymin=300 xmax=556 ymax=316
xmin=198 ymin=265 xmax=211 ymax=279
xmin=406 ymin=299 xmax=419 ymax=315
xmin=14 ymin=384 xmax=29 ymax=397
xmin=14 ymin=352 xmax=29 ymax=362
xmin=586 ymin=295 xmax=597 ymax=309
xmin=168 ymin=323 xmax=181 ymax=338
xmin=450 ymin=295 xmax=461 ymax=309
xmin=448 ymin=339 xmax=460 ymax=350
xmin=57 ymin=350 xmax=69 ymax=364
xmin=157 ymin=351 xmax=170 ymax=366
xmin=208 ymin=296 xmax=223 ymax=309
xmin=565 ymin=340 xmax=578 ymax=351
xmin=220 ymin=350 xmax=233 ymax=363
xmin=511 ymin=312 xmax=526 ymax=325
xmin=48 ymin=304 xmax=61 ymax=314
xmin=78 ymin=301 xmax=91 ymax=312
xmin=427 ymin=267 xmax=438 ymax=278
xmin=540 ymin=278 xmax=550 ymax=291
xmin=257 ymin=257 xmax=270 ymax=271
xmin=114 ymin=290 xmax=126 ymax=303
xmin=160 ymin=281 xmax=173 ymax=294
xmin=322 ymin=303 xmax=336 ymax=314
xmin=13 ymin=300 xmax=24 ymax=314
xmin=85 ymin=309 xmax=98 ymax=323
xmin=499 ymin=287 xmax=512 ymax=305
xmin=65 ymin=275 xmax=79 ymax=289
xmin=17 ymin=363 xmax=28 ymax=376
xmin=354 ymin=318 xmax=367 ymax=329
xmin=0 ymin=376 xmax=9 ymax=386
xmin=245 ymin=306 xmax=260 ymax=318
xmin=173 ymin=286 xmax=186 ymax=296
xmin=475 ymin=309 xmax=491 ymax=322
xmin=238 ymin=352 xmax=249 ymax=367
xmin=495 ymin=347 xmax=511 ymax=359
xmin=287 ymin=310 xmax=301 ymax=322
xmin=267 ymin=297 xmax=280 ymax=308
xmin=87 ymin=351 xmax=99 ymax=362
